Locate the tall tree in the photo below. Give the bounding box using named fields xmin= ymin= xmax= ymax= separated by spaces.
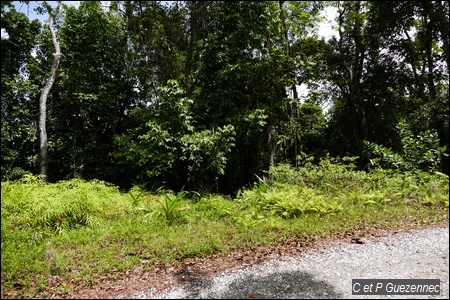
xmin=1 ymin=3 xmax=41 ymax=179
xmin=47 ymin=1 xmax=132 ymax=181
xmin=366 ymin=1 xmax=449 ymax=173
xmin=183 ymin=1 xmax=215 ymax=98
xmin=277 ymin=1 xmax=326 ymax=166
xmin=194 ymin=1 xmax=294 ymax=193
xmin=38 ymin=1 xmax=62 ymax=180
xmin=329 ymin=1 xmax=369 ymax=158
xmin=122 ymin=1 xmax=187 ymax=105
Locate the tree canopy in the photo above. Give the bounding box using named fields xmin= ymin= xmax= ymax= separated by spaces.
xmin=1 ymin=1 xmax=448 ymax=194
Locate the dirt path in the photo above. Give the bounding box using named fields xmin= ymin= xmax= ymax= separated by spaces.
xmin=128 ymin=225 xmax=449 ymax=299
xmin=44 ymin=220 xmax=448 ymax=299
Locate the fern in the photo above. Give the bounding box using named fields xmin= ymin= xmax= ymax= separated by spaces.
xmin=1 ymin=176 xmax=132 ymax=234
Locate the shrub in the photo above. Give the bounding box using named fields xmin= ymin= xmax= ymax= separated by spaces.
xmin=364 ymin=120 xmax=448 ymax=172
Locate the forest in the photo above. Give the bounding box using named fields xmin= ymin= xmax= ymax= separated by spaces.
xmin=1 ymin=1 xmax=449 ymax=193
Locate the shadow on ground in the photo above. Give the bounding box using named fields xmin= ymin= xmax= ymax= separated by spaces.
xmin=181 ymin=270 xmax=344 ymax=299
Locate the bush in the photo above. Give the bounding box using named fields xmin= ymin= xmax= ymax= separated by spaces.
xmin=364 ymin=120 xmax=448 ymax=172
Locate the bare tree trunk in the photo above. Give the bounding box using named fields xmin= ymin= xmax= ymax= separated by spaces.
xmin=266 ymin=125 xmax=276 ymax=167
xmin=39 ymin=1 xmax=62 ymax=180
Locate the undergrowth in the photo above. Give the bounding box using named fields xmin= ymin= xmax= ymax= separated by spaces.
xmin=1 ymin=157 xmax=448 ymax=298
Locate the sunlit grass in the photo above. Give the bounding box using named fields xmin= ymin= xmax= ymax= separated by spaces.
xmin=1 ymin=159 xmax=448 ymax=298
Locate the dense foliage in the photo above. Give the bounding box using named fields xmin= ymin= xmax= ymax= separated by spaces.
xmin=1 ymin=1 xmax=448 ymax=193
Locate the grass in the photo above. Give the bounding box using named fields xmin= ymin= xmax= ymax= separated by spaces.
xmin=1 ymin=158 xmax=448 ymax=298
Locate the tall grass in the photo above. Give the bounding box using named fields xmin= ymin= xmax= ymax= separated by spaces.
xmin=1 ymin=158 xmax=448 ymax=298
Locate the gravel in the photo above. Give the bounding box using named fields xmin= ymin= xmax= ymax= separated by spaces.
xmin=129 ymin=226 xmax=449 ymax=299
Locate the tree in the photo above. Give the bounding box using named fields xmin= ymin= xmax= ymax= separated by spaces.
xmin=182 ymin=1 xmax=215 ymax=98
xmin=122 ymin=1 xmax=188 ymax=105
xmin=366 ymin=1 xmax=449 ymax=173
xmin=316 ymin=1 xmax=448 ymax=174
xmin=37 ymin=1 xmax=62 ymax=180
xmin=1 ymin=2 xmax=41 ymax=179
xmin=277 ymin=1 xmax=326 ymax=166
xmin=328 ymin=1 xmax=370 ymax=159
xmin=192 ymin=1 xmax=296 ymax=193
xmin=44 ymin=1 xmax=134 ymax=182
xmin=114 ymin=80 xmax=235 ymax=192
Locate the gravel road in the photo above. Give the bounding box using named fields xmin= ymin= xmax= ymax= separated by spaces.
xmin=128 ymin=225 xmax=448 ymax=299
